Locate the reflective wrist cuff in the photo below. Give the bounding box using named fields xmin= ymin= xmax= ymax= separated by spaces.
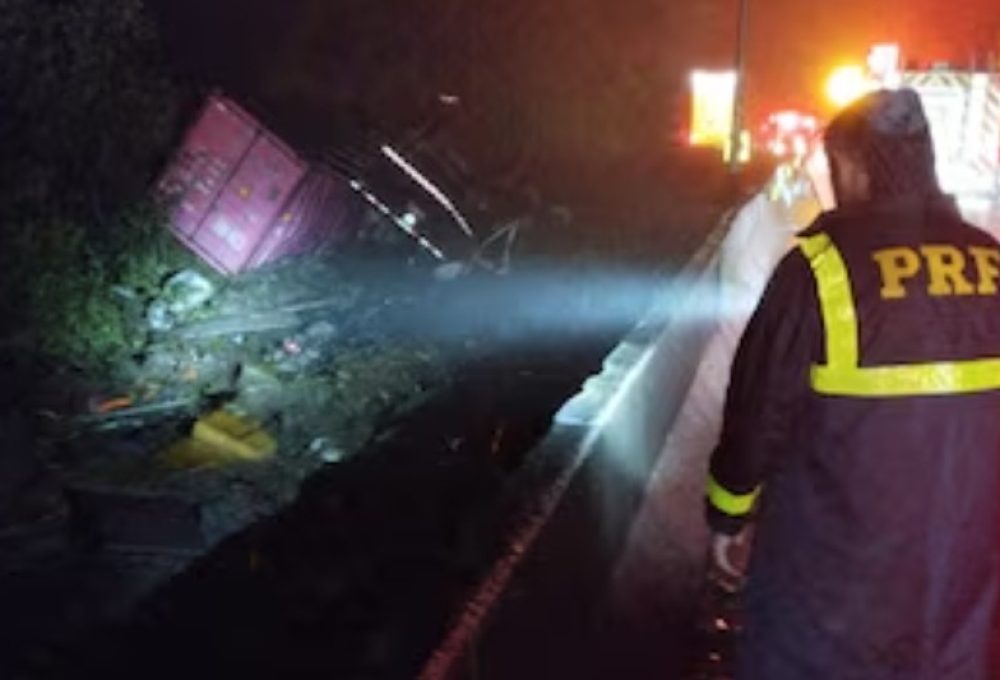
xmin=707 ymin=475 xmax=760 ymax=517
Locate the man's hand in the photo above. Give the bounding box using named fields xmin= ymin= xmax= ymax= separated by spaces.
xmin=710 ymin=526 xmax=754 ymax=583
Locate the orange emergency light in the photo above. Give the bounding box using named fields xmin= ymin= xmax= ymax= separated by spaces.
xmin=826 ymin=65 xmax=872 ymax=110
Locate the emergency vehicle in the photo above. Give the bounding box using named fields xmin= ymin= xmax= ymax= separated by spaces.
xmin=902 ymin=68 xmax=1000 ymax=197
xmin=862 ymin=45 xmax=1000 ymax=234
xmin=759 ymin=110 xmax=819 ymax=160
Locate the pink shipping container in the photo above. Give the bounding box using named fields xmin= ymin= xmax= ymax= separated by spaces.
xmin=157 ymin=95 xmax=357 ymax=274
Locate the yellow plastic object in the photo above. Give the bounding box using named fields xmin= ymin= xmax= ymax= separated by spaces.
xmin=163 ymin=410 xmax=276 ymax=468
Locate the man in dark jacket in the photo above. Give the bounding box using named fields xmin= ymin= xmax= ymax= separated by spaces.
xmin=706 ymin=88 xmax=1000 ymax=678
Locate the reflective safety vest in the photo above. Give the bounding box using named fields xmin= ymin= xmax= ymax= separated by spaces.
xmin=799 ymin=232 xmax=1000 ymax=398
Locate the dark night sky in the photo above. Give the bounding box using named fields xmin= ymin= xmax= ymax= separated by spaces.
xmin=151 ymin=0 xmax=1000 ymax=113
xmin=150 ymin=0 xmax=1000 ymax=169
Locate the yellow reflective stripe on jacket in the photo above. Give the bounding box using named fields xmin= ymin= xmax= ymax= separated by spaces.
xmin=798 ymin=233 xmax=1000 ymax=397
xmin=812 ymin=359 xmax=1000 ymax=396
xmin=800 ymin=233 xmax=859 ymax=369
xmin=707 ymin=475 xmax=760 ymax=517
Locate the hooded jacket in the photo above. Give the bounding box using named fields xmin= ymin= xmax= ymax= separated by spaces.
xmin=706 ymin=90 xmax=1000 ymax=678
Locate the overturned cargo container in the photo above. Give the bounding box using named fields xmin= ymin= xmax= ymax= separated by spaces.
xmin=157 ymin=95 xmax=359 ymax=274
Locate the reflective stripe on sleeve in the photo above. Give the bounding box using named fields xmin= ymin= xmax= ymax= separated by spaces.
xmin=707 ymin=475 xmax=760 ymax=517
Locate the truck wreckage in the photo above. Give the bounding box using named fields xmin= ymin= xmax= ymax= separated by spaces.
xmin=3 ymin=93 xmax=566 ymax=635
xmin=159 ymin=94 xmax=533 ymax=277
xmin=57 ymin=92 xmax=558 ymax=460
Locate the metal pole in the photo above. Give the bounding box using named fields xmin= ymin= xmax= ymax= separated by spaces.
xmin=729 ymin=0 xmax=749 ymax=174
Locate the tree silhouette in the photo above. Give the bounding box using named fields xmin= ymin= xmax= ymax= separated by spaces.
xmin=0 ymin=0 xmax=178 ymax=224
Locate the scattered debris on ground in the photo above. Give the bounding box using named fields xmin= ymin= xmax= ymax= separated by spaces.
xmin=40 ymin=251 xmax=451 ymax=538
xmin=0 ymin=246 xmax=457 ymax=668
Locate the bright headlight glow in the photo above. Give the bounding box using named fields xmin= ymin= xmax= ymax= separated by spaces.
xmin=826 ymin=65 xmax=872 ymax=110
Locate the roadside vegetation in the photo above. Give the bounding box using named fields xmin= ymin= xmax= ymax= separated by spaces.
xmin=0 ymin=0 xmax=196 ymax=372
